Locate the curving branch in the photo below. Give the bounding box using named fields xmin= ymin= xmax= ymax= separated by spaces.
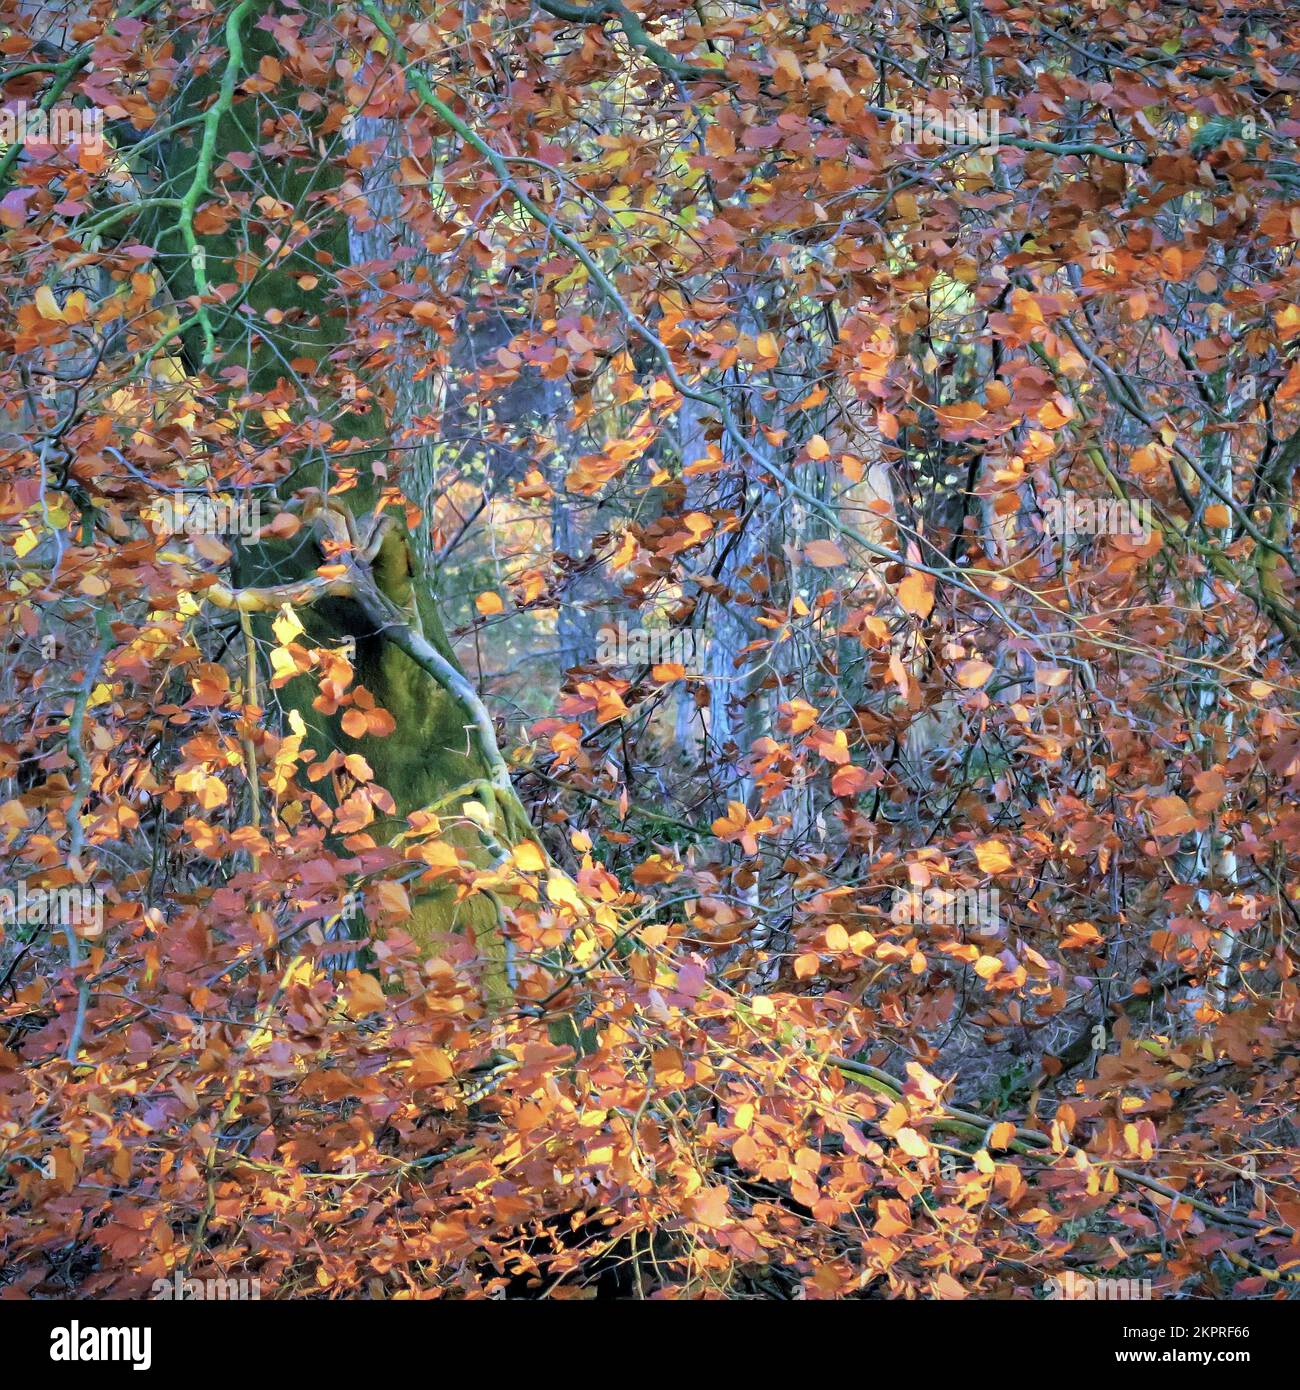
xmin=200 ymin=495 xmax=536 ymax=847
xmin=205 ymin=572 xmax=356 ymax=613
xmin=536 ymin=0 xmax=715 ymax=80
xmin=175 ymin=0 xmax=256 ymax=364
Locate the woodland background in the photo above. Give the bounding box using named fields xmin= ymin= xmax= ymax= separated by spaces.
xmin=0 ymin=0 xmax=1299 ymax=1299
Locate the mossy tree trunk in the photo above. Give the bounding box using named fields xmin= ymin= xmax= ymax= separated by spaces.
xmin=148 ymin=2 xmax=515 ymax=991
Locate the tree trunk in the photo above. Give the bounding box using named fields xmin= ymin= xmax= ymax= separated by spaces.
xmin=149 ymin=3 xmax=515 ymax=991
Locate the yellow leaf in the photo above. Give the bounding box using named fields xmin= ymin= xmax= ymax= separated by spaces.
xmin=555 ymin=264 xmax=588 ymax=293
xmin=806 ymin=433 xmax=830 ymax=460
xmin=956 ymin=659 xmax=993 ymax=688
xmin=897 ymin=571 xmax=934 ymax=619
xmin=419 ymin=840 xmax=461 ymax=874
xmin=34 ymin=285 xmax=63 ymax=321
xmin=197 ymin=774 xmax=227 ymax=810
xmin=512 ymin=840 xmax=546 ymax=872
xmin=272 ymin=603 xmax=303 ymax=645
xmin=475 ymin=590 xmax=504 ymax=616
xmin=895 ymin=1126 xmax=930 ymax=1159
xmin=269 ymin=646 xmax=299 ymax=682
xmin=974 ymin=838 xmax=1012 ymax=875
xmin=62 ymin=289 xmax=89 ymax=323
xmin=546 ymin=869 xmax=585 ymax=914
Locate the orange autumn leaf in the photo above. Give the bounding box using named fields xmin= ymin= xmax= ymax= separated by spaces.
xmin=897 ymin=571 xmax=934 ymax=619
xmin=343 ymin=970 xmax=387 ymax=1015
xmin=804 ymin=538 xmax=846 ymax=568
